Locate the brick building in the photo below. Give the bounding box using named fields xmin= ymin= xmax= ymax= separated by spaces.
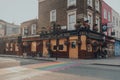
xmin=20 ymin=19 xmax=42 ymax=56
xmin=38 ymin=0 xmax=102 ymax=32
xmin=101 ymin=0 xmax=112 ymax=36
xmin=38 ymin=0 xmax=114 ymax=59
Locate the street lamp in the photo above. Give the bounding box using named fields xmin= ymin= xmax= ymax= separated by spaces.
xmin=51 ymin=22 xmax=61 ymax=60
xmin=17 ymin=35 xmax=22 ymax=56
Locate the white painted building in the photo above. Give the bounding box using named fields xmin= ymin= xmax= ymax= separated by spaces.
xmin=0 ymin=20 xmax=6 ymax=37
xmin=112 ymin=9 xmax=120 ymax=38
xmin=5 ymin=23 xmax=20 ymax=36
xmin=0 ymin=20 xmax=20 ymax=37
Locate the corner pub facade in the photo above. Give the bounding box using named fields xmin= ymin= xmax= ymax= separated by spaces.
xmin=1 ymin=0 xmax=115 ymax=59
xmin=38 ymin=0 xmax=114 ymax=59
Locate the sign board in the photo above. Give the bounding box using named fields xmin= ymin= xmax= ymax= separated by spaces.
xmin=61 ymin=26 xmax=67 ymax=30
xmin=102 ymin=25 xmax=107 ymax=31
xmin=107 ymin=23 xmax=114 ymax=28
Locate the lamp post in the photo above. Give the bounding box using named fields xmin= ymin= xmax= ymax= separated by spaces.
xmin=51 ymin=22 xmax=61 ymax=60
xmin=40 ymin=22 xmax=61 ymax=60
xmin=17 ymin=35 xmax=22 ymax=56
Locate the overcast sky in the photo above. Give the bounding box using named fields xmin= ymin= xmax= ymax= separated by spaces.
xmin=0 ymin=0 xmax=38 ymax=25
xmin=104 ymin=0 xmax=120 ymax=13
xmin=0 ymin=0 xmax=120 ymax=25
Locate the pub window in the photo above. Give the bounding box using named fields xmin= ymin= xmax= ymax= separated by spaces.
xmin=59 ymin=45 xmax=63 ymax=50
xmin=71 ymin=41 xmax=76 ymax=48
xmin=53 ymin=45 xmax=57 ymax=50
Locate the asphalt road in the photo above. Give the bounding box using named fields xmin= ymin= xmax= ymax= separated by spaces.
xmin=58 ymin=64 xmax=120 ymax=80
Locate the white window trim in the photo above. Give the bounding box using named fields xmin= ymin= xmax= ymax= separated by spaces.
xmin=108 ymin=11 xmax=111 ymax=21
xmin=31 ymin=24 xmax=36 ymax=35
xmin=95 ymin=0 xmax=100 ymax=11
xmin=22 ymin=28 xmax=24 ymax=36
xmin=87 ymin=0 xmax=93 ymax=7
xmin=87 ymin=12 xmax=93 ymax=30
xmin=67 ymin=10 xmax=76 ymax=31
xmin=96 ymin=16 xmax=100 ymax=32
xmin=23 ymin=27 xmax=28 ymax=36
xmin=104 ymin=9 xmax=107 ymax=19
xmin=67 ymin=0 xmax=76 ymax=7
xmin=50 ymin=10 xmax=56 ymax=22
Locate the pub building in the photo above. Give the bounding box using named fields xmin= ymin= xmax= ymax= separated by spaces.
xmin=3 ymin=36 xmax=19 ymax=56
xmin=37 ymin=0 xmax=115 ymax=59
xmin=1 ymin=0 xmax=115 ymax=59
xmin=20 ymin=19 xmax=42 ymax=57
xmin=40 ymin=21 xmax=115 ymax=59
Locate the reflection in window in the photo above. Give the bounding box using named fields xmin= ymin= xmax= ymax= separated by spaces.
xmin=59 ymin=45 xmax=63 ymax=50
xmin=53 ymin=45 xmax=57 ymax=50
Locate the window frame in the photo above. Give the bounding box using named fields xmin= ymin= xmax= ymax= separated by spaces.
xmin=67 ymin=10 xmax=76 ymax=30
xmin=95 ymin=0 xmax=100 ymax=11
xmin=104 ymin=9 xmax=107 ymax=19
xmin=31 ymin=24 xmax=36 ymax=35
xmin=87 ymin=12 xmax=93 ymax=30
xmin=50 ymin=10 xmax=56 ymax=22
xmin=87 ymin=0 xmax=93 ymax=7
xmin=95 ymin=16 xmax=100 ymax=32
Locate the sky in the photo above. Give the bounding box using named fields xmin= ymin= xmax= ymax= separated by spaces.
xmin=104 ymin=0 xmax=120 ymax=13
xmin=0 ymin=0 xmax=38 ymax=25
xmin=0 ymin=0 xmax=120 ymax=25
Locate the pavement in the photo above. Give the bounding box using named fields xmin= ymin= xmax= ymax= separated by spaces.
xmin=0 ymin=54 xmax=120 ymax=67
xmin=0 ymin=66 xmax=107 ymax=80
xmin=0 ymin=54 xmax=120 ymax=80
xmin=0 ymin=57 xmax=20 ymax=68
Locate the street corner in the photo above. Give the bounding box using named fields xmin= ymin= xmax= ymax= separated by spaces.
xmin=0 ymin=58 xmax=20 ymax=68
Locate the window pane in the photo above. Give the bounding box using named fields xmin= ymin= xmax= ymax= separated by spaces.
xmin=71 ymin=42 xmax=76 ymax=48
xmin=59 ymin=45 xmax=63 ymax=50
xmin=68 ymin=13 xmax=76 ymax=30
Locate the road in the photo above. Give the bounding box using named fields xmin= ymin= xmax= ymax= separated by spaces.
xmin=0 ymin=56 xmax=120 ymax=80
xmin=57 ymin=64 xmax=120 ymax=80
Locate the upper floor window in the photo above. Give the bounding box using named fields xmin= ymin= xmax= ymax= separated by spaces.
xmin=67 ymin=11 xmax=76 ymax=30
xmin=95 ymin=0 xmax=100 ymax=11
xmin=96 ymin=16 xmax=100 ymax=32
xmin=31 ymin=24 xmax=36 ymax=35
xmin=87 ymin=12 xmax=93 ymax=30
xmin=119 ymin=21 xmax=120 ymax=27
xmin=108 ymin=12 xmax=111 ymax=21
xmin=50 ymin=10 xmax=56 ymax=22
xmin=87 ymin=0 xmax=93 ymax=7
xmin=116 ymin=18 xmax=118 ymax=26
xmin=23 ymin=27 xmax=28 ymax=36
xmin=113 ymin=16 xmax=115 ymax=25
xmin=104 ymin=9 xmax=107 ymax=19
xmin=67 ymin=0 xmax=76 ymax=7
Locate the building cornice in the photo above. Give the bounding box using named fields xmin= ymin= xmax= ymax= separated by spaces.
xmin=38 ymin=0 xmax=46 ymax=3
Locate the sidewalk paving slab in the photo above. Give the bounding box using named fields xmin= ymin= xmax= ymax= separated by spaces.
xmin=0 ymin=54 xmax=120 ymax=67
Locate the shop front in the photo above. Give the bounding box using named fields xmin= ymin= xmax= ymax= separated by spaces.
xmin=40 ymin=29 xmax=110 ymax=59
xmin=22 ymin=36 xmax=42 ymax=57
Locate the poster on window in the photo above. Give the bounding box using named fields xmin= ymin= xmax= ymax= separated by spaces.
xmin=15 ymin=43 xmax=19 ymax=51
xmin=10 ymin=43 xmax=13 ymax=51
xmin=6 ymin=43 xmax=9 ymax=51
xmin=31 ymin=42 xmax=36 ymax=52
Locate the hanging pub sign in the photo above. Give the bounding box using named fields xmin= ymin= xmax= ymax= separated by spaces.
xmin=102 ymin=24 xmax=107 ymax=32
